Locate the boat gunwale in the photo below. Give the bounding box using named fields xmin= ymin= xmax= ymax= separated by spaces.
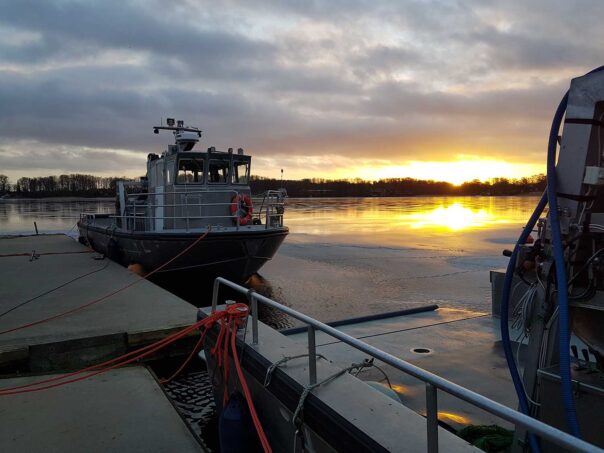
xmin=77 ymin=221 xmax=289 ymax=241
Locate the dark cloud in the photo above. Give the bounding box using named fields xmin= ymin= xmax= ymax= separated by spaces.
xmin=0 ymin=0 xmax=603 ymax=180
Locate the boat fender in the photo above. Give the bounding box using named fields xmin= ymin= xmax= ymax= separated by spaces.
xmin=230 ymin=194 xmax=253 ymax=226
xmin=219 ymin=392 xmax=262 ymax=453
xmin=127 ymin=263 xmax=146 ymax=276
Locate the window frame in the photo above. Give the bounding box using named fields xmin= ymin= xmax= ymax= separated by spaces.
xmin=207 ymin=158 xmax=231 ymax=185
xmin=232 ymin=158 xmax=251 ymax=185
xmin=176 ymin=157 xmax=205 ymax=185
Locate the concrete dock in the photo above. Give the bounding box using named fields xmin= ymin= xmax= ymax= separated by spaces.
xmin=0 ymin=234 xmax=197 ymax=371
xmin=0 ymin=234 xmax=204 ymax=452
xmin=0 ymin=367 xmax=201 ymax=452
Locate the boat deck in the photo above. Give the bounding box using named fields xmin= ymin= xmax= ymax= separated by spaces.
xmin=285 ymin=306 xmax=591 ymax=431
xmin=286 ymin=308 xmax=518 ymax=429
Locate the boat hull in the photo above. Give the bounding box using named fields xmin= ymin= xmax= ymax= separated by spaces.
xmin=77 ymin=221 xmax=288 ymax=302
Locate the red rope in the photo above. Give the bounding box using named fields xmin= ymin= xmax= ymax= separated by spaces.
xmin=0 ymin=308 xmax=229 ymax=395
xmin=0 ymin=227 xmax=211 ymax=336
xmin=160 ymin=329 xmax=207 ymax=385
xmin=210 ymin=303 xmax=272 ymax=453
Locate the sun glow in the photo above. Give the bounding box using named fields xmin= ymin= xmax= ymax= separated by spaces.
xmin=254 ymin=155 xmax=544 ymax=185
xmin=350 ymin=159 xmax=544 ymax=185
xmin=399 ymin=202 xmax=512 ymax=231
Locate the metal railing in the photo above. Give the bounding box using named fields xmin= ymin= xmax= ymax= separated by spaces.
xmin=211 ymin=277 xmax=601 ymax=453
xmin=109 ymin=188 xmax=285 ymax=232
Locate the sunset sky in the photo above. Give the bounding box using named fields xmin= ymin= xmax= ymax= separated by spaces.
xmin=1 ymin=1 xmax=603 ymax=184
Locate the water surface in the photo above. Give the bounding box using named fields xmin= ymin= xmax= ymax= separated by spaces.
xmin=1 ymin=196 xmax=541 ymax=317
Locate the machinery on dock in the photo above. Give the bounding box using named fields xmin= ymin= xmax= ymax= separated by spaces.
xmin=77 ymin=119 xmax=288 ymax=299
xmin=503 ymin=68 xmax=604 ymax=450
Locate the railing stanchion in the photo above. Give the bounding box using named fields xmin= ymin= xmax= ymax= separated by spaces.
xmin=308 ymin=325 xmax=317 ymax=385
xmin=249 ymin=291 xmax=259 ymax=345
xmin=185 ymin=192 xmax=189 ymax=232
xmin=426 ymin=383 xmax=439 ymax=453
xmin=211 ymin=278 xmax=220 ymax=313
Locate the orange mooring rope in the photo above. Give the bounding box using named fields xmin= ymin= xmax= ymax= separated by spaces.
xmin=211 ymin=303 xmax=272 ymax=453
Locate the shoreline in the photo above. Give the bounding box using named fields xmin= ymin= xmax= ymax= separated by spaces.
xmin=1 ymin=193 xmax=543 ymax=201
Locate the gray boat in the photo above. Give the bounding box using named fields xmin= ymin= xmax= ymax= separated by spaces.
xmin=77 ymin=119 xmax=288 ymax=299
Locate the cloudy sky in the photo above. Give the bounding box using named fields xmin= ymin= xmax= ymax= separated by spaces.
xmin=1 ymin=0 xmax=603 ymax=184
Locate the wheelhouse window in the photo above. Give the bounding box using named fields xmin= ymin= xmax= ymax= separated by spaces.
xmin=177 ymin=158 xmax=204 ymax=184
xmin=232 ymin=159 xmax=250 ymax=184
xmin=208 ymin=159 xmax=230 ymax=184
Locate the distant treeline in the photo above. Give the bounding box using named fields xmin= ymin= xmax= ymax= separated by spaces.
xmin=0 ymin=174 xmax=134 ymax=197
xmin=251 ymin=174 xmax=547 ymax=197
xmin=0 ymin=173 xmax=546 ymax=197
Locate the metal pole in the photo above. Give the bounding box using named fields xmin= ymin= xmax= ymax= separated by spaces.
xmin=185 ymin=192 xmax=189 ymax=232
xmin=308 ymin=325 xmax=317 ymax=385
xmin=211 ymin=278 xmax=221 ymax=313
xmin=249 ymin=291 xmax=259 ymax=345
xmin=33 ymin=222 xmax=38 ymax=235
xmin=426 ymin=383 xmax=439 ymax=453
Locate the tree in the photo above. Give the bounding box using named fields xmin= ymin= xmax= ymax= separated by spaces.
xmin=0 ymin=174 xmax=8 ymax=193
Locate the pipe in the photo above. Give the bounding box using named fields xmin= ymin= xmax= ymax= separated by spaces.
xmin=545 ymin=92 xmax=582 ymax=438
xmin=280 ymin=304 xmax=439 ymax=336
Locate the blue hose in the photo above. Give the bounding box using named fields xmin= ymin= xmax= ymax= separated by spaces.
xmin=545 ymin=92 xmax=582 ymax=438
xmin=500 ymin=191 xmax=547 ymax=452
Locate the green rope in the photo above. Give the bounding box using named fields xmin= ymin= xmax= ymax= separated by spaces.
xmin=457 ymin=425 xmax=513 ymax=452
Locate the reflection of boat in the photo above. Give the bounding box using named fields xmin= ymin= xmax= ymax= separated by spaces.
xmin=77 ymin=119 xmax=288 ymax=295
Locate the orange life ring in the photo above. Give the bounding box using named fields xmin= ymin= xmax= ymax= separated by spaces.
xmin=230 ymin=194 xmax=253 ymax=226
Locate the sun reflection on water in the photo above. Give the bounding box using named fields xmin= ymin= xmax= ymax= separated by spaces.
xmin=390 ymin=383 xmax=409 ymax=394
xmin=276 ymin=196 xmax=542 ymax=251
xmin=401 ymin=202 xmax=509 ymax=231
xmin=437 ymin=411 xmax=472 ymax=425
